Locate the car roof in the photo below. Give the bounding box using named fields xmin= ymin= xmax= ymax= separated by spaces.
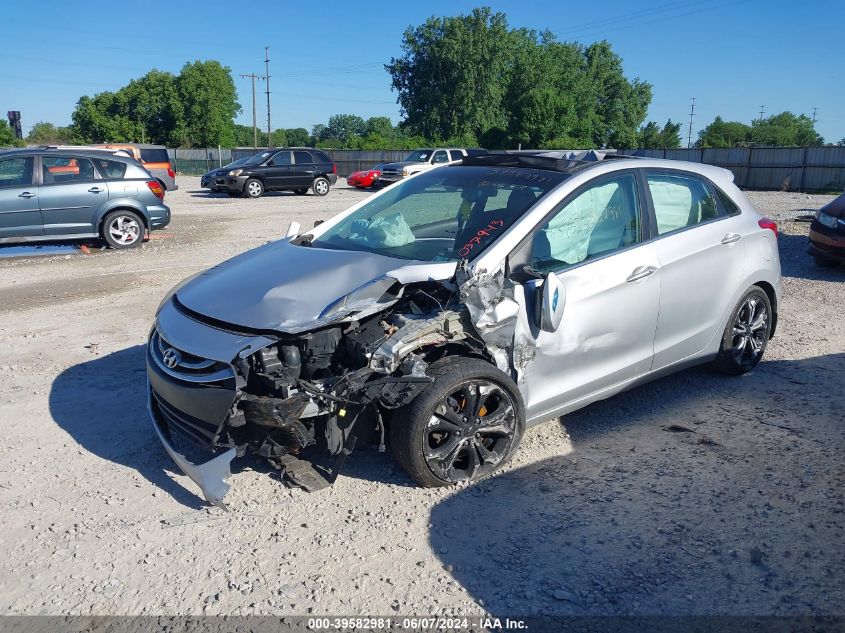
xmin=0 ymin=147 xmax=139 ymax=163
xmin=461 ymin=150 xmax=734 ymax=184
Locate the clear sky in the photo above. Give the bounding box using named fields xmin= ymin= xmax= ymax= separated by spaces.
xmin=1 ymin=0 xmax=842 ymax=144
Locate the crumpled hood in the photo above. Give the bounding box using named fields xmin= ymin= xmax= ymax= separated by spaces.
xmin=176 ymin=239 xmax=455 ymax=333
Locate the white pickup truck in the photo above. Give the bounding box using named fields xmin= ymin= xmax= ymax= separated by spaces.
xmin=377 ymin=148 xmax=487 ymax=185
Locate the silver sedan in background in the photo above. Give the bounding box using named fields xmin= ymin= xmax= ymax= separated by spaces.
xmin=146 ymin=151 xmax=781 ymax=507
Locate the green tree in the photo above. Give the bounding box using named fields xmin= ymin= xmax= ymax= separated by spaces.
xmin=751 ymin=112 xmax=823 ymax=146
xmin=696 ymin=116 xmax=752 ymax=148
xmin=70 ymin=92 xmax=142 ymax=142
xmin=232 ymin=123 xmax=268 ymax=147
xmin=324 ymin=114 xmax=366 ymax=143
xmin=285 ymin=128 xmax=310 ymax=146
xmin=365 ymin=116 xmax=395 ymax=138
xmin=387 ymin=7 xmax=515 ymax=140
xmin=26 ymin=121 xmax=74 ymax=145
xmin=0 ymin=120 xmax=23 ymax=147
xmin=122 ymin=70 xmax=185 ymax=145
xmin=637 ymin=119 xmax=682 ymax=149
xmin=177 ymin=60 xmax=241 ymax=147
xmin=388 ymin=9 xmax=651 ymax=149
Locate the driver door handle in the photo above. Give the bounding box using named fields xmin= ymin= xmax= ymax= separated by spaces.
xmin=721 ymin=232 xmax=742 ymax=245
xmin=18 ymin=191 xmax=36 ymax=199
xmin=88 ymin=187 xmax=104 ymax=194
xmin=626 ymin=265 xmax=658 ymax=283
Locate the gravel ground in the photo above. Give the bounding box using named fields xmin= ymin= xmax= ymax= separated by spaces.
xmin=0 ymin=179 xmax=842 ymax=617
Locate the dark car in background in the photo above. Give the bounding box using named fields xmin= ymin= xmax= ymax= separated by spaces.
xmin=201 ymin=157 xmax=249 ymax=192
xmin=93 ymin=143 xmax=178 ymax=191
xmin=808 ymin=192 xmax=845 ymax=267
xmin=0 ymin=147 xmax=170 ymax=249
xmin=220 ymin=148 xmax=337 ymax=198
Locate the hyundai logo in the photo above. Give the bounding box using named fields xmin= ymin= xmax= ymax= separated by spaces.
xmin=161 ymin=347 xmax=182 ymax=369
xmin=552 ymin=287 xmax=559 ymax=312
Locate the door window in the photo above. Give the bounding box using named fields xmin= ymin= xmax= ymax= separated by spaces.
xmin=269 ymin=151 xmax=291 ymax=166
xmin=646 ymin=173 xmax=720 ymax=235
xmin=531 ymin=174 xmax=642 ymax=273
xmin=449 ymin=150 xmax=464 ymax=161
xmin=293 ymin=151 xmax=314 ymax=165
xmin=42 ymin=157 xmax=96 ymax=183
xmin=0 ymin=157 xmax=34 ymax=188
xmin=432 ymin=150 xmax=448 ymax=164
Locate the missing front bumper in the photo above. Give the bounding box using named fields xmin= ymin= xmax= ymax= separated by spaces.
xmin=149 ymin=395 xmax=236 ymax=510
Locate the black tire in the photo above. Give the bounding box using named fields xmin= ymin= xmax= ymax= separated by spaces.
xmin=242 ymin=178 xmax=264 ymax=198
xmin=711 ymin=285 xmax=773 ymax=375
xmin=312 ymin=177 xmax=330 ymax=196
xmin=814 ymin=256 xmax=838 ymax=268
xmin=294 ymin=188 xmax=308 ymax=196
xmin=101 ymin=209 xmax=144 ymax=249
xmin=390 ymin=356 xmax=525 ymax=487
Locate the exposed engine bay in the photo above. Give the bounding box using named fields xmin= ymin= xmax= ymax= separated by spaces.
xmin=205 ymin=278 xmax=494 ymax=492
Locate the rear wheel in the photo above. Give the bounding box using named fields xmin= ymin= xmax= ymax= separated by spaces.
xmin=711 ymin=285 xmax=772 ymax=375
xmin=312 ymin=177 xmax=330 ymax=196
xmin=390 ymin=357 xmax=525 ymax=487
xmin=243 ymin=178 xmax=264 ymax=198
xmin=102 ymin=210 xmax=144 ymax=249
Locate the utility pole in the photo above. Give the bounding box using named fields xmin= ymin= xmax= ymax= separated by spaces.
xmin=687 ymin=97 xmax=696 ymax=148
xmin=264 ymin=46 xmax=272 ymax=148
xmin=758 ymin=105 xmax=765 ymax=123
xmin=811 ymin=107 xmax=818 ymax=125
xmin=240 ymin=73 xmax=260 ymax=148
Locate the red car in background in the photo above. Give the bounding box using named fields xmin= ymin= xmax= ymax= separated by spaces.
xmin=347 ymin=165 xmax=384 ymax=189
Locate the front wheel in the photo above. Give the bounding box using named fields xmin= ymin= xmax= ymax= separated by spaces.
xmin=312 ymin=177 xmax=330 ymax=196
xmin=101 ymin=210 xmax=144 ymax=249
xmin=390 ymin=357 xmax=525 ymax=487
xmin=242 ymin=178 xmax=264 ymax=198
xmin=711 ymin=286 xmax=772 ymax=375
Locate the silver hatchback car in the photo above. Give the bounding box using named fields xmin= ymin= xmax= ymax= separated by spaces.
xmin=0 ymin=147 xmax=171 ymax=249
xmin=147 ymin=152 xmax=781 ymax=507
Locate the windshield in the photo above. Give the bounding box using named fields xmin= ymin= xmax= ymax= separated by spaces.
xmin=223 ymin=157 xmax=249 ymax=169
xmin=311 ymin=166 xmax=566 ymax=262
xmin=404 ymin=150 xmax=433 ymax=163
xmin=243 ymin=151 xmax=273 ymax=166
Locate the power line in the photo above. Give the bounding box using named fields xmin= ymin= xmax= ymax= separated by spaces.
xmin=687 ymin=97 xmax=696 ymax=148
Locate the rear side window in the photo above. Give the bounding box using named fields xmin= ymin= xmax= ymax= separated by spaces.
xmin=0 ymin=157 xmax=34 ymax=187
xmin=139 ymin=148 xmax=170 ymax=164
xmin=42 ymin=156 xmax=96 ymax=183
xmin=449 ymin=150 xmax=464 ymax=161
xmin=293 ymin=151 xmax=314 ymax=165
xmin=313 ymin=151 xmax=332 ymax=164
xmin=646 ymin=173 xmax=720 ymax=235
xmin=93 ymin=159 xmax=128 ymax=179
xmin=716 ymin=188 xmax=740 ymax=216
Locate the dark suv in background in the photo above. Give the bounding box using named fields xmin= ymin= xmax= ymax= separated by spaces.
xmin=220 ymin=148 xmax=337 ymax=198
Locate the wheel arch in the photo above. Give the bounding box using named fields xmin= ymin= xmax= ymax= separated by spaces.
xmin=97 ymin=203 xmax=150 ymax=235
xmin=753 ymin=279 xmax=778 ymax=338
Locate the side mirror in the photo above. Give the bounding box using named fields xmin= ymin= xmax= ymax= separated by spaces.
xmin=314 ymin=219 xmax=324 ymax=227
xmin=539 ymin=273 xmax=565 ymax=332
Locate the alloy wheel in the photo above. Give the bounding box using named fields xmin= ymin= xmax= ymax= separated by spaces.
xmin=315 ymin=179 xmax=329 ymax=195
xmin=424 ymin=380 xmax=518 ymax=483
xmin=247 ymin=181 xmax=262 ymax=197
xmin=731 ymin=295 xmax=769 ymax=365
xmin=108 ymin=215 xmax=141 ymax=246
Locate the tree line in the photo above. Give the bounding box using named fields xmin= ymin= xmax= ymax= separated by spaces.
xmin=1 ymin=7 xmax=835 ymax=150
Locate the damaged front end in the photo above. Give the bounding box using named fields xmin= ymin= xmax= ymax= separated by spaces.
xmin=148 ymin=277 xmax=491 ymax=508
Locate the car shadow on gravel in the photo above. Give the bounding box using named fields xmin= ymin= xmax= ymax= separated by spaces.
xmin=430 ymin=354 xmax=845 ymax=618
xmin=777 ymin=231 xmax=844 ymax=281
xmin=48 ymin=344 xmax=206 ymax=509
